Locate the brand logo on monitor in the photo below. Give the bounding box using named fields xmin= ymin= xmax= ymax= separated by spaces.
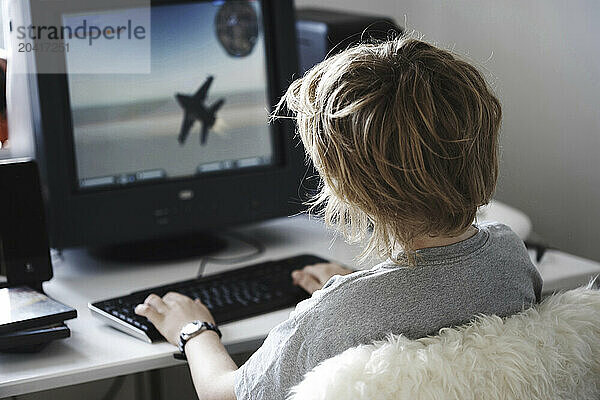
xmin=178 ymin=190 xmax=194 ymax=201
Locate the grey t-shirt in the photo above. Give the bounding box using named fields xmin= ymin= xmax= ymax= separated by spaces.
xmin=234 ymin=222 xmax=543 ymax=400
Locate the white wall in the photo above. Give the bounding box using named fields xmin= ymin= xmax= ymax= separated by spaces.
xmin=296 ymin=0 xmax=600 ymax=261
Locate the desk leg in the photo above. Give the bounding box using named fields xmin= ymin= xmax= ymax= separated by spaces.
xmin=148 ymin=369 xmax=162 ymax=400
xmin=134 ymin=370 xmax=162 ymax=400
xmin=134 ymin=372 xmax=146 ymax=400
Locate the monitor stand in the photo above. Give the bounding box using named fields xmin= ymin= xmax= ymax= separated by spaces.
xmin=90 ymin=233 xmax=227 ymax=263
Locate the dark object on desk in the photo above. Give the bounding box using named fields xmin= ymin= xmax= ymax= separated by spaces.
xmin=0 ymin=159 xmax=53 ymax=291
xmin=296 ymin=8 xmax=403 ymax=75
xmin=89 ymin=254 xmax=328 ymax=343
xmin=0 ymin=159 xmax=77 ymax=352
xmin=0 ymin=323 xmax=70 ymax=352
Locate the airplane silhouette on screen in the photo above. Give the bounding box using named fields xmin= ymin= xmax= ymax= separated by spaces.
xmin=175 ymin=76 xmax=225 ymax=145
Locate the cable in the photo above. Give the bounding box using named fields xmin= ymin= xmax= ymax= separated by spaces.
xmin=524 ymin=240 xmax=556 ymax=263
xmin=101 ymin=375 xmax=126 ymax=400
xmin=197 ymin=231 xmax=265 ymax=277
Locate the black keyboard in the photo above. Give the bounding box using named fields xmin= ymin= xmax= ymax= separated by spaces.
xmin=89 ymin=254 xmax=327 ymax=342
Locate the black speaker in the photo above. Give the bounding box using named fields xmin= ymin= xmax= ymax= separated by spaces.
xmin=0 ymin=159 xmax=52 ymax=290
xmin=296 ymin=8 xmax=403 ymax=75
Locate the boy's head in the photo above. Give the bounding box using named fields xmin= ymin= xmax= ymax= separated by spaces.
xmin=279 ymin=38 xmax=502 ymax=262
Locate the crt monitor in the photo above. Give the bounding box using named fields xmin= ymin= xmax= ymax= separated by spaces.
xmin=19 ymin=0 xmax=303 ymax=257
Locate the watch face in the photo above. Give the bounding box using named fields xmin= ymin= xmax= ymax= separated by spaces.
xmin=181 ymin=321 xmax=200 ymax=336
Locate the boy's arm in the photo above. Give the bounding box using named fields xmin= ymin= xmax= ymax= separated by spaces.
xmin=186 ymin=332 xmax=237 ymax=400
xmin=135 ymin=292 xmax=237 ymax=400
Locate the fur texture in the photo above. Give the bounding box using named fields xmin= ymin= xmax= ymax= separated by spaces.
xmin=288 ymin=286 xmax=600 ymax=400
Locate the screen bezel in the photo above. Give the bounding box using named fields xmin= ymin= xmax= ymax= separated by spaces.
xmin=31 ymin=0 xmax=304 ymax=249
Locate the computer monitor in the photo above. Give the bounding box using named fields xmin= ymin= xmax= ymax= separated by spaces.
xmin=13 ymin=0 xmax=303 ymax=258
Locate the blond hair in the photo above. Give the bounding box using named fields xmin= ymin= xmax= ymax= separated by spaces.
xmin=277 ymin=38 xmax=502 ymax=264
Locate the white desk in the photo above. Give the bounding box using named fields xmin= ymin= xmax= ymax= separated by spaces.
xmin=1 ymin=201 xmax=596 ymax=397
xmin=0 ymin=215 xmax=363 ymax=397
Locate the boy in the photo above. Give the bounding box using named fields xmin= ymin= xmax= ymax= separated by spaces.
xmin=135 ymin=38 xmax=542 ymax=399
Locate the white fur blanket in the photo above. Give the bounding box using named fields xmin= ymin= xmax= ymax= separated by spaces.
xmin=289 ymin=286 xmax=600 ymax=400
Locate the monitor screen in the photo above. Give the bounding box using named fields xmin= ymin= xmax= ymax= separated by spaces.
xmin=63 ymin=0 xmax=275 ymax=190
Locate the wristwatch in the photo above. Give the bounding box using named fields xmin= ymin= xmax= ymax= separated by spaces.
xmin=177 ymin=320 xmax=222 ymax=359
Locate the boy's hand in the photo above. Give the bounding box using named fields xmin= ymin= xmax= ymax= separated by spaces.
xmin=291 ymin=262 xmax=353 ymax=294
xmin=135 ymin=292 xmax=215 ymax=346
